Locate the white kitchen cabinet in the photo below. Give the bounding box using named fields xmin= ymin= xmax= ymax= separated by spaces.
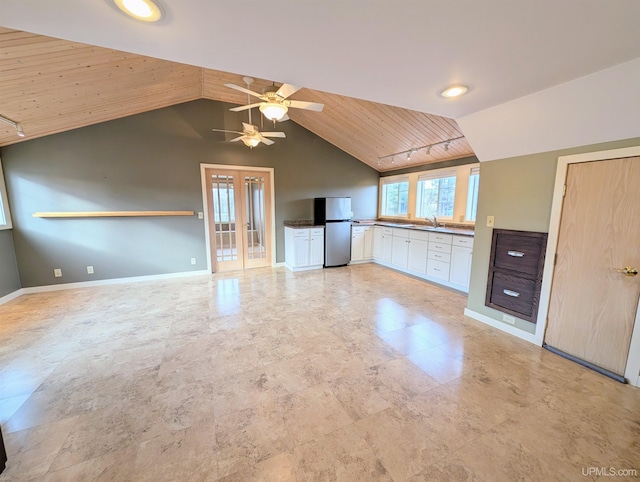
xmin=373 ymin=226 xmax=383 ymax=260
xmin=426 ymin=231 xmax=453 ymax=283
xmin=391 ymin=228 xmax=410 ymax=269
xmin=449 ymin=236 xmax=474 ymax=290
xmin=309 ymin=229 xmax=325 ymax=267
xmin=284 ymin=227 xmax=324 ymax=271
xmin=374 ymin=227 xmax=393 ymax=264
xmin=407 ymin=230 xmax=429 ymax=274
xmin=363 ymin=227 xmax=374 ymax=259
xmin=351 ymin=225 xmax=373 ymax=263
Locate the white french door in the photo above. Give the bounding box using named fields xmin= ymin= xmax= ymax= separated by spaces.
xmin=202 ymin=165 xmax=274 ymax=272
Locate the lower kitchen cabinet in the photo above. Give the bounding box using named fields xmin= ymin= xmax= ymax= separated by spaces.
xmin=373 ymin=227 xmax=393 ymax=264
xmin=284 ymin=227 xmax=325 ymax=271
xmin=351 ymin=225 xmax=374 ymax=263
xmin=391 ymin=228 xmax=410 ymax=269
xmin=450 ymin=245 xmax=473 ymax=289
xmin=371 ymin=225 xmax=474 ymax=292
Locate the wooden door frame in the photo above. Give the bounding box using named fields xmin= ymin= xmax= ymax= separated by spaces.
xmin=200 ymin=163 xmax=276 ymax=273
xmin=536 ymin=146 xmax=640 ymax=386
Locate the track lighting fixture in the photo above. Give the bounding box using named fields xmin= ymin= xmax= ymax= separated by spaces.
xmin=377 ymin=136 xmax=463 ymax=165
xmin=0 ymin=115 xmax=25 ymax=138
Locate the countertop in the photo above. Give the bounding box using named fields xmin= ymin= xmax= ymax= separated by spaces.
xmin=284 ymin=219 xmax=474 ymax=237
xmin=352 ymin=220 xmax=475 ymax=237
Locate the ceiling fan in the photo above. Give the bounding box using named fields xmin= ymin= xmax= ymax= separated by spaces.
xmin=212 ymin=77 xmax=286 ymax=148
xmin=212 ymin=122 xmax=285 ymax=148
xmin=224 ymin=78 xmax=324 ymax=122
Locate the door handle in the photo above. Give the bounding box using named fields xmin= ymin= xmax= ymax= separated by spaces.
xmin=507 ymin=251 xmax=525 ymax=257
xmin=611 ymin=266 xmax=638 ymax=276
xmin=503 ymin=289 xmax=520 ymax=297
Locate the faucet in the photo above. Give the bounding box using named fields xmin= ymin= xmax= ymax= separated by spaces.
xmin=426 ymin=215 xmax=439 ymax=228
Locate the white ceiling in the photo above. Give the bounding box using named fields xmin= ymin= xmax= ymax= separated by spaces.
xmin=2 ymin=0 xmax=640 ymax=161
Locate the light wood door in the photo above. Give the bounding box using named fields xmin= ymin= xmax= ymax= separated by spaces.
xmin=205 ymin=168 xmax=272 ymax=272
xmin=545 ymin=157 xmax=640 ymax=375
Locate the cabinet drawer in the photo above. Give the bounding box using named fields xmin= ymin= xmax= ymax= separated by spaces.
xmin=427 ymin=259 xmax=450 ymax=281
xmin=310 ymin=228 xmax=324 ymax=236
xmin=452 ymin=236 xmax=474 ymax=248
xmin=494 ymin=233 xmax=545 ymax=275
xmin=429 ymin=232 xmax=453 ymax=244
xmin=294 ymin=229 xmax=310 ymax=237
xmin=428 ymin=251 xmax=451 ymax=263
xmin=409 ymin=230 xmax=430 ymax=241
xmin=392 ymin=228 xmax=409 ymax=238
xmin=488 ymin=271 xmax=537 ymax=319
xmin=428 ymin=241 xmax=452 ymax=254
xmin=382 ymin=227 xmax=393 ymax=235
xmin=352 ymin=226 xmax=365 ymax=235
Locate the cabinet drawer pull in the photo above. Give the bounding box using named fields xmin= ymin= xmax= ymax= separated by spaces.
xmin=507 ymin=251 xmax=525 ymax=257
xmin=503 ymin=289 xmax=520 ymax=297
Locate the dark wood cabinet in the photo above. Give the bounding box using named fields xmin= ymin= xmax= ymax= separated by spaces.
xmin=485 ymin=229 xmax=547 ymax=323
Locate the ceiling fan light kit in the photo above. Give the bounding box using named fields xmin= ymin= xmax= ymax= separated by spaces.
xmin=113 ymin=0 xmax=163 ymax=22
xmin=259 ymin=102 xmax=288 ymax=122
xmin=241 ymin=136 xmax=261 ymax=148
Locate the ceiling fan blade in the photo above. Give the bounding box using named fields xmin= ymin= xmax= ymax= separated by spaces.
xmin=275 ymin=83 xmax=301 ymax=99
xmin=288 ymin=100 xmax=324 ymax=112
xmin=212 ymin=128 xmax=243 ymax=135
xmin=224 ymin=83 xmax=265 ymax=100
xmin=260 ymin=137 xmax=275 ymax=146
xmin=229 ymin=103 xmax=262 ymax=112
xmin=260 ymin=132 xmax=286 ymax=138
xmin=229 ymin=136 xmax=244 ymax=142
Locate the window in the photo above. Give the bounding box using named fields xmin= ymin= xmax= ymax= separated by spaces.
xmin=380 ymin=177 xmax=409 ymax=217
xmin=465 ymin=167 xmax=480 ymax=222
xmin=416 ymin=172 xmax=457 ymax=219
xmin=378 ymin=163 xmax=479 ymax=224
xmin=0 ymin=159 xmax=12 ymax=229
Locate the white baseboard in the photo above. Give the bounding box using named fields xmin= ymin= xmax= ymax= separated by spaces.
xmin=0 ymin=288 xmax=24 ymax=305
xmin=464 ymin=308 xmax=540 ymax=345
xmin=12 ymin=270 xmax=211 ymax=297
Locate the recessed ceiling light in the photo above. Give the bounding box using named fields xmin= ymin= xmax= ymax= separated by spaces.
xmin=113 ymin=0 xmax=163 ymax=22
xmin=440 ymin=85 xmax=469 ymax=98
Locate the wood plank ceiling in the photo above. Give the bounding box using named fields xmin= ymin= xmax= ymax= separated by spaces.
xmin=0 ymin=27 xmax=475 ymax=172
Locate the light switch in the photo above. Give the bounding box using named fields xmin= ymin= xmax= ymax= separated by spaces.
xmin=486 ymin=215 xmax=495 ymax=227
xmin=197 ymin=212 xmax=204 ymax=219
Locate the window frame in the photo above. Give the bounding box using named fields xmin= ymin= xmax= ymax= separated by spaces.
xmin=415 ymin=170 xmax=458 ymax=220
xmin=465 ymin=166 xmax=480 ymax=222
xmin=379 ymin=176 xmax=410 ymax=218
xmin=378 ymin=163 xmax=479 ymax=225
xmin=0 ymin=159 xmax=12 ymax=230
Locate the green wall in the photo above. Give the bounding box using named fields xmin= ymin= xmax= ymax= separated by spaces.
xmin=468 ymin=136 xmax=640 ymax=334
xmin=0 ymin=99 xmax=379 ymax=287
xmin=0 ymin=230 xmax=21 ymax=297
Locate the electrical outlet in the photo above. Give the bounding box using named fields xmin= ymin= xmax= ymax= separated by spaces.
xmin=503 ymin=314 xmax=516 ymax=325
xmin=53 ymin=268 xmax=62 ymax=278
xmin=190 ymin=258 xmax=196 ymax=265
xmin=197 ymin=212 xmax=204 ymax=219
xmin=87 ymin=266 xmax=94 ymax=274
xmin=486 ymin=215 xmax=495 ymax=227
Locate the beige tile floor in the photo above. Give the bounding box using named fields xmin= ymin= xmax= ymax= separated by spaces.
xmin=0 ymin=264 xmax=639 ymax=481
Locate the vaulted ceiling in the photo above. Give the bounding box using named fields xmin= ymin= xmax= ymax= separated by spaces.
xmin=0 ymin=27 xmax=473 ymax=172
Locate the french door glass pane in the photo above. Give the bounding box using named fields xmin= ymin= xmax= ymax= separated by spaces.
xmin=211 ymin=174 xmax=238 ymax=262
xmin=245 ymin=175 xmax=267 ymax=260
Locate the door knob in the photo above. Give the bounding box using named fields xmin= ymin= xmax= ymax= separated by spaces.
xmin=611 ymin=266 xmax=638 ymax=276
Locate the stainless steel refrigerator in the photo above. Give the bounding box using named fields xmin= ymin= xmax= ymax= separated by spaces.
xmin=314 ymin=197 xmax=352 ymax=267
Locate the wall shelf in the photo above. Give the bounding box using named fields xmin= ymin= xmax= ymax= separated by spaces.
xmin=33 ymin=211 xmax=195 ymax=218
